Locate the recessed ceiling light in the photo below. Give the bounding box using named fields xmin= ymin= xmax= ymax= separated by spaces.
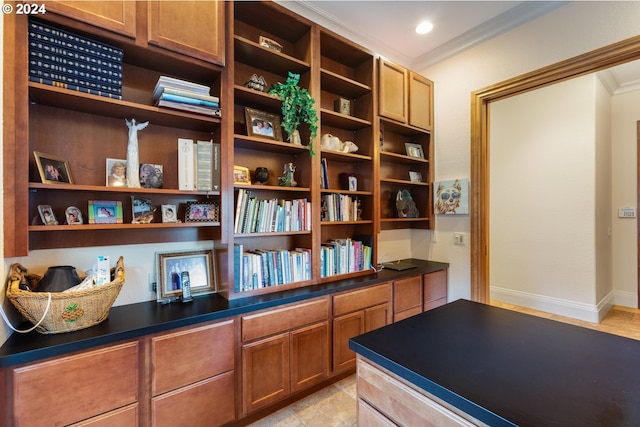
xmin=416 ymin=21 xmax=433 ymax=35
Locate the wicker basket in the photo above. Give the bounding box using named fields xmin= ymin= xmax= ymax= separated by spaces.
xmin=6 ymin=256 xmax=125 ymax=334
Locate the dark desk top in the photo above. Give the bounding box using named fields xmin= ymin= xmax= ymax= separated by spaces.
xmin=350 ymin=299 xmax=640 ymax=427
xmin=0 ymin=259 xmax=448 ymax=368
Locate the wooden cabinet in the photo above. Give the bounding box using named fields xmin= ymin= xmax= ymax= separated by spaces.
xmin=44 ymin=1 xmax=137 ymax=38
xmin=409 ymin=72 xmax=434 ymax=131
xmin=11 ymin=341 xmax=139 ymax=427
xmin=241 ymin=297 xmax=330 ymax=415
xmin=332 ymin=283 xmax=391 ymax=372
xmin=147 ymin=1 xmax=225 ymax=65
xmin=393 ymin=270 xmax=448 ymax=322
xmin=424 ymin=269 xmax=448 ymax=311
xmin=150 ymin=319 xmax=235 ymax=427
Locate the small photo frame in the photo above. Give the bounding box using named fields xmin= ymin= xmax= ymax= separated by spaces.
xmin=245 ymin=107 xmax=282 ymax=141
xmin=131 ymin=196 xmax=154 ymax=224
xmin=405 ymin=143 xmax=425 ymax=159
xmin=162 ymin=204 xmax=179 ymax=223
xmin=348 ymin=176 xmax=358 ymax=191
xmin=234 ymin=165 xmax=251 ymax=184
xmin=186 ymin=201 xmax=219 ymax=222
xmin=157 ymin=249 xmax=216 ymax=301
xmin=409 ymin=171 xmax=423 ymax=183
xmin=65 ymin=206 xmax=83 ymax=225
xmin=37 ymin=205 xmax=58 ymax=225
xmin=140 ymin=163 xmax=164 ymax=189
xmin=106 ymin=158 xmax=127 ymax=187
xmin=34 ymin=151 xmax=73 ymax=184
xmin=88 ymin=200 xmax=123 ymax=224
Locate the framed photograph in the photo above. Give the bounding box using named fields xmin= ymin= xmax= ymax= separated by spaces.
xmin=162 ymin=204 xmax=179 ymax=223
xmin=140 ymin=163 xmax=164 ymax=189
xmin=37 ymin=205 xmax=58 ymax=225
xmin=348 ymin=176 xmax=358 ymax=191
xmin=65 ymin=206 xmax=83 ymax=225
xmin=409 ymin=171 xmax=423 ymax=182
xmin=106 ymin=158 xmax=127 ymax=187
xmin=34 ymin=151 xmax=73 ymax=184
xmin=88 ymin=200 xmax=123 ymax=224
xmin=434 ymin=178 xmax=470 ymax=215
xmin=131 ymin=196 xmax=154 ymax=224
xmin=233 ymin=165 xmax=251 ymax=184
xmin=405 ymin=143 xmax=425 ymax=159
xmin=186 ymin=201 xmax=219 ymax=222
xmin=245 ymin=107 xmax=282 ymax=141
xmin=157 ymin=249 xmax=216 ymax=300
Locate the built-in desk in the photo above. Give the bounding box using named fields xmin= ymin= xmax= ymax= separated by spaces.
xmin=350 ymin=299 xmax=640 ymax=426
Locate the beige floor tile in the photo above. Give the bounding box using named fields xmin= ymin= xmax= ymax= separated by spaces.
xmin=247 ymin=408 xmax=303 ymax=427
xmin=289 ymin=384 xmax=357 ymax=427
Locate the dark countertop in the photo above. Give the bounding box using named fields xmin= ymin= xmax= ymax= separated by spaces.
xmin=0 ymin=259 xmax=448 ymax=368
xmin=349 ymin=299 xmax=640 ymax=427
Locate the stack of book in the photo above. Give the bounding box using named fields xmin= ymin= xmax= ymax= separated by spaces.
xmin=27 ymin=18 xmax=123 ymax=99
xmin=321 ymin=238 xmax=372 ymax=278
xmin=234 ymin=189 xmax=311 ymax=234
xmin=234 ymin=244 xmax=311 ymax=292
xmin=154 ymin=76 xmax=221 ymax=118
xmin=321 ymin=193 xmax=361 ymax=222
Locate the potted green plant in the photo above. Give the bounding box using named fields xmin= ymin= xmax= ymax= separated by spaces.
xmin=268 ymin=72 xmax=318 ymax=155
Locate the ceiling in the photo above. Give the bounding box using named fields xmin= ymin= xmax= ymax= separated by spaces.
xmin=277 ymin=1 xmax=640 ymax=93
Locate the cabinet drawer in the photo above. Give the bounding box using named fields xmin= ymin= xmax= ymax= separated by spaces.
xmin=152 ymin=319 xmax=234 ymax=396
xmin=333 ymin=283 xmax=391 ymax=317
xmin=69 ymin=403 xmax=138 ymax=427
xmin=242 ymin=297 xmax=329 ymax=342
xmin=13 ymin=341 xmax=138 ymax=427
xmin=393 ymin=276 xmax=422 ymax=313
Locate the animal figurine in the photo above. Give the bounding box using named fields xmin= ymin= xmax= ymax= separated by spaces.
xmin=435 ymin=179 xmax=462 ymax=214
xmin=125 ymin=119 xmax=149 ymax=188
xmin=396 ymin=189 xmax=419 ymax=218
xmin=320 ymin=134 xmax=359 ymax=153
xmin=278 ymin=163 xmax=297 ymax=187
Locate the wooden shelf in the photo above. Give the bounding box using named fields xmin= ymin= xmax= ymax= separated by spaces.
xmin=233 ymin=135 xmax=311 ymax=154
xmin=30 ymin=222 xmax=219 ymax=231
xmin=234 ymin=36 xmax=310 ymax=76
xmin=320 ymin=189 xmax=373 ymax=196
xmin=234 ymin=230 xmax=311 ymax=238
xmin=234 ymin=183 xmax=311 ymax=193
xmin=319 ymin=149 xmax=372 ymax=162
xmin=320 ymin=108 xmax=371 ymax=130
xmin=29 ymin=183 xmax=220 ymax=196
xmin=320 ymin=69 xmax=371 ymax=98
xmin=380 ymin=178 xmax=429 ymax=187
xmin=380 ymin=151 xmax=429 ymax=165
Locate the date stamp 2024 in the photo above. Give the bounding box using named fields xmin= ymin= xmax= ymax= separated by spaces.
xmin=3 ymin=3 xmax=47 ymax=15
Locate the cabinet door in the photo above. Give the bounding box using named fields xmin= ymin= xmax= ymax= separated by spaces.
xmin=378 ymin=58 xmax=408 ymax=123
xmin=333 ymin=311 xmax=365 ymax=372
xmin=242 ymin=333 xmax=290 ymax=415
xmin=365 ymin=303 xmax=392 ymax=332
xmin=151 ymin=319 xmax=234 ymax=396
xmin=13 ymin=341 xmax=138 ymax=427
xmin=148 ymin=0 xmax=225 ymax=65
xmin=409 ymin=72 xmax=434 ymax=131
xmin=424 ymin=270 xmax=448 ymax=311
xmin=291 ymin=322 xmax=329 ymax=392
xmin=45 ymin=1 xmax=136 ymax=38
xmin=151 ymin=372 xmax=235 ymax=427
xmin=393 ymin=275 xmax=423 ymax=317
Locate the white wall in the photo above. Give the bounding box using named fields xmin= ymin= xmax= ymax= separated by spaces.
xmin=422 ymin=1 xmax=640 ymax=307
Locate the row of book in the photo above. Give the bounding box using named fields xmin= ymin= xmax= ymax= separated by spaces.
xmin=234 ymin=244 xmax=311 ymax=292
xmin=321 ymin=193 xmax=362 ymax=222
xmin=154 ymin=76 xmax=221 ymax=118
xmin=28 ymin=18 xmax=123 ymax=99
xmin=234 ymin=188 xmax=311 ymax=234
xmin=321 ymin=238 xmax=372 ymax=278
xmin=177 ymin=139 xmax=221 ymax=192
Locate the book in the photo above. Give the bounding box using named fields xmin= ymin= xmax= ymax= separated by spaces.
xmin=212 ymin=143 xmax=221 ymax=191
xmin=157 ymin=99 xmax=222 ymax=117
xmin=178 ymin=138 xmax=195 ymax=191
xmin=29 ymin=66 xmax=122 ymax=97
xmin=153 ymin=75 xmax=210 ymax=99
xmin=161 ymin=87 xmax=219 ymax=103
xmin=196 ymin=140 xmax=213 ymax=191
xmin=233 ymin=244 xmax=244 ymax=292
xmin=29 ymin=75 xmax=123 ymax=100
xmin=159 ymin=92 xmax=220 ymax=108
xmin=321 ymin=158 xmax=329 ymax=189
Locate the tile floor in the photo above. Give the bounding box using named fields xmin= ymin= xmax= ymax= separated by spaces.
xmin=248 ymin=303 xmax=640 ymax=427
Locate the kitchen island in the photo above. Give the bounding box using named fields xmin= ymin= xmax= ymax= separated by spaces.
xmin=349 ymin=299 xmax=640 ymax=426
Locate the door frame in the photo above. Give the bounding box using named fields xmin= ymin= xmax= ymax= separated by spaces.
xmin=470 ymin=35 xmax=640 ymax=303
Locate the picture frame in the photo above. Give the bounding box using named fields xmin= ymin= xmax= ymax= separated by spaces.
xmin=131 ymin=196 xmax=154 ymax=224
xmin=106 ymin=158 xmax=127 ymax=187
xmin=37 ymin=205 xmax=58 ymax=225
xmin=34 ymin=151 xmax=73 ymax=184
xmin=404 ymin=143 xmax=425 ymax=159
xmin=88 ymin=200 xmax=123 ymax=224
xmin=245 ymin=107 xmax=282 ymax=141
xmin=233 ymin=165 xmax=251 ymax=184
xmin=348 ymin=176 xmax=358 ymax=191
xmin=156 ymin=249 xmax=216 ymax=301
xmin=140 ymin=163 xmax=164 ymax=189
xmin=409 ymin=171 xmax=423 ymax=183
xmin=65 ymin=206 xmax=83 ymax=225
xmin=434 ymin=178 xmax=470 ymax=215
xmin=185 ymin=201 xmax=219 ymax=222
xmin=162 ymin=204 xmax=179 ymax=223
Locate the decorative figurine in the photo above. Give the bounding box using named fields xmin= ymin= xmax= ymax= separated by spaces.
xmin=254 ymin=167 xmax=269 ymax=184
xmin=396 ymin=189 xmax=419 ymax=218
xmin=278 ymin=163 xmax=297 ymax=187
xmin=125 ymin=118 xmax=149 ymax=188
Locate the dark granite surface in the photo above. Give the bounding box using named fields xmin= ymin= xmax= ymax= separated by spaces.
xmin=349 ymin=299 xmax=640 ymax=427
xmin=0 ymin=259 xmax=448 ymax=367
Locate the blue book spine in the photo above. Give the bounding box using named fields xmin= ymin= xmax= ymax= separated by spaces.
xmin=29 ymin=59 xmax=123 ymax=88
xmin=160 ymin=92 xmax=220 ymax=107
xmin=29 ymin=47 xmax=123 ymax=81
xmin=29 ymin=75 xmax=123 ymax=100
xmin=29 ymin=68 xmax=122 ymax=96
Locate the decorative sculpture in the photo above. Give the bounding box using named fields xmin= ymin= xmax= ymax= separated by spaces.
xmin=396 ymin=189 xmax=420 ymax=218
xmin=320 ymin=133 xmax=358 ymax=153
xmin=125 ymin=118 xmax=149 ymax=188
xmin=278 ymin=163 xmax=297 ymax=187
